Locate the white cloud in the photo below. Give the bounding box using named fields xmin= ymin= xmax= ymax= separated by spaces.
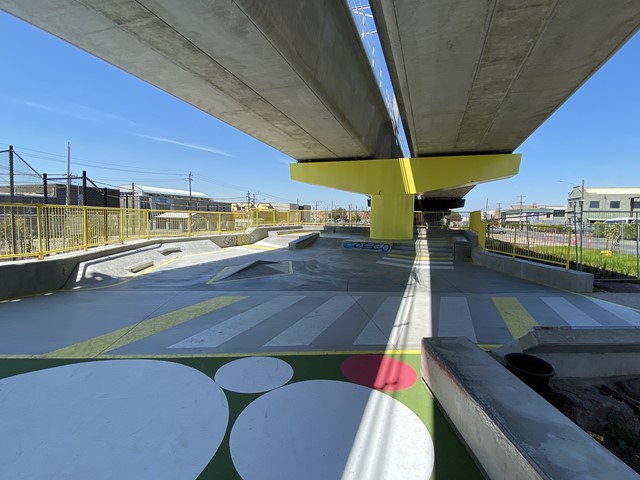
xmin=137 ymin=134 xmax=233 ymax=157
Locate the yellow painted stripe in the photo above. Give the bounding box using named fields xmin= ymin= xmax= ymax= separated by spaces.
xmin=44 ymin=296 xmax=247 ymax=358
xmin=207 ymin=267 xmax=230 ymax=284
xmin=493 ymin=297 xmax=538 ymax=340
xmin=99 ymin=349 xmax=422 ymax=358
xmin=244 ymin=244 xmax=276 ymax=250
xmin=0 ymin=348 xmax=422 ymax=360
xmin=478 ymin=343 xmax=503 ymax=351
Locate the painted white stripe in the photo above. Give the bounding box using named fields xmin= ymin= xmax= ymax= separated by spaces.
xmin=384 ymin=257 xmax=452 ymax=265
xmin=587 ymin=297 xmax=640 ymax=326
xmin=354 ymin=296 xmax=403 ymax=345
xmin=376 ymin=260 xmax=411 ymax=268
xmin=437 ymin=297 xmax=477 ymax=342
xmin=169 ymin=296 xmax=305 ymax=348
xmin=265 ymin=296 xmax=361 ymax=346
xmin=541 ymin=297 xmax=601 ymax=327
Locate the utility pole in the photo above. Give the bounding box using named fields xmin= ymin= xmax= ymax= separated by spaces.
xmin=187 ymin=172 xmax=193 ymax=210
xmin=497 ymin=203 xmax=502 ymax=223
xmin=246 ymin=191 xmax=251 ymax=210
xmin=485 ymin=198 xmax=489 ymax=221
xmin=8 ymin=145 xmax=14 ymax=203
xmin=66 ymin=142 xmax=71 ymax=206
xmin=518 ymin=195 xmax=525 ymax=225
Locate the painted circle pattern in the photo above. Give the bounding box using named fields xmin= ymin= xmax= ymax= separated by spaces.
xmin=341 ymin=354 xmax=417 ymax=391
xmin=0 ymin=359 xmax=228 ymax=480
xmin=215 ymin=356 xmax=294 ymax=393
xmin=230 ymin=379 xmax=434 ymax=479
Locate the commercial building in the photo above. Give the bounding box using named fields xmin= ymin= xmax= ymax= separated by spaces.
xmin=567 ymin=187 xmax=640 ymax=222
xmin=119 ymin=184 xmax=230 ymax=212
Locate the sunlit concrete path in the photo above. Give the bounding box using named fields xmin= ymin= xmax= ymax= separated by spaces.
xmin=1 ymin=230 xmax=639 ymax=479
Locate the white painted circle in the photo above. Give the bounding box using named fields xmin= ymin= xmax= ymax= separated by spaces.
xmin=0 ymin=359 xmax=228 ymax=480
xmin=230 ymin=380 xmax=434 ymax=479
xmin=215 ymin=356 xmax=294 ymax=393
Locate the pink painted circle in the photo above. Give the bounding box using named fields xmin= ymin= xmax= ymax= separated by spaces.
xmin=341 ymin=354 xmax=417 ymax=391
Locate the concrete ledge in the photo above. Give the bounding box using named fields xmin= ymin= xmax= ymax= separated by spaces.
xmin=0 ymin=225 xmax=301 ymax=300
xmin=494 ymin=326 xmax=640 ymax=378
xmin=127 ymin=260 xmax=154 ymax=273
xmin=158 ymin=246 xmax=182 ymax=255
xmin=288 ymin=232 xmax=319 ymax=250
xmin=421 ymin=337 xmax=637 ymax=480
xmin=471 ymin=247 xmax=593 ymax=293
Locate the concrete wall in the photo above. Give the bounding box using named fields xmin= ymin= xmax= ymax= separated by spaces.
xmin=0 ymin=225 xmax=297 ymax=301
xmin=422 ymin=337 xmax=638 ymax=480
xmin=471 ymin=247 xmax=593 ymax=293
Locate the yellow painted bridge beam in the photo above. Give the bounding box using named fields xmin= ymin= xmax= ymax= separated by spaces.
xmin=290 ymin=154 xmax=521 ymax=240
xmin=290 ymin=154 xmax=521 ymax=195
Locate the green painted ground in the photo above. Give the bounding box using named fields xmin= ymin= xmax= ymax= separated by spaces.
xmin=0 ymin=353 xmax=483 ymax=479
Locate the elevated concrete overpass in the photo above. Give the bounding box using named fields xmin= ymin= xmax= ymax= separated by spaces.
xmin=367 ymin=0 xmax=640 ymax=202
xmin=1 ymin=1 xmax=639 ymax=240
xmin=0 ymin=0 xmax=400 ymax=161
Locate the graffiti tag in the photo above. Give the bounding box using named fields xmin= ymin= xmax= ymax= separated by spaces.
xmin=343 ymin=241 xmax=391 ymax=253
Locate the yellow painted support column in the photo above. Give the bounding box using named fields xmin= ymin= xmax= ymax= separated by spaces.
xmin=370 ymin=194 xmax=414 ymax=240
xmin=469 ymin=211 xmax=486 ymax=249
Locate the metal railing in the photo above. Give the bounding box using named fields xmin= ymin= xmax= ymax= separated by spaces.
xmin=484 ymin=222 xmax=572 ymax=268
xmin=479 ymin=212 xmax=640 ymax=278
xmin=0 ymin=204 xmax=371 ymax=261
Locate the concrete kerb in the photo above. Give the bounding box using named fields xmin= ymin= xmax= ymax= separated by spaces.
xmin=471 ymin=247 xmax=593 ymax=293
xmin=0 ymin=225 xmax=299 ymax=300
xmin=421 ymin=337 xmax=638 ymax=480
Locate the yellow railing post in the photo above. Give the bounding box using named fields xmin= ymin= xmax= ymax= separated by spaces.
xmin=36 ymin=204 xmax=44 ymax=260
xmin=566 ymin=228 xmax=572 ymax=269
xmin=146 ymin=210 xmax=151 ymax=239
xmin=188 ymin=211 xmax=192 ymax=237
xmin=119 ymin=208 xmax=124 ymax=244
xmin=82 ymin=206 xmax=89 ymax=251
xmin=218 ymin=213 xmax=222 ymax=234
xmin=512 ymin=226 xmax=517 ymax=258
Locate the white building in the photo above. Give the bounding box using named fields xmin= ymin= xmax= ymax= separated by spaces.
xmin=567 ymin=187 xmax=640 ymax=221
xmin=119 ymin=184 xmax=230 ymax=211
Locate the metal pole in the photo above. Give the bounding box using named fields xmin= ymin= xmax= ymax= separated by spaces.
xmin=66 ymin=142 xmax=71 ymax=206
xmin=8 ymin=145 xmax=15 ymax=203
xmin=82 ymin=170 xmax=87 ymax=206
xmin=8 ymin=145 xmax=16 ymax=258
xmin=43 ymin=173 xmax=48 ymax=204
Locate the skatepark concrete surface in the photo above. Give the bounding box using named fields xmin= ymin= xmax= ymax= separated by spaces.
xmin=1 ymin=228 xmax=639 ymax=479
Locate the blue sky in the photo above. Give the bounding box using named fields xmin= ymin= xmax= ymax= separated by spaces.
xmin=0 ymin=10 xmax=637 ymax=212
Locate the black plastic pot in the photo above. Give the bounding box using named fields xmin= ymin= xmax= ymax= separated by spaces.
xmin=504 ymin=353 xmax=555 ymax=395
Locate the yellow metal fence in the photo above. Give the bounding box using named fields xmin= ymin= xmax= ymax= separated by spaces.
xmin=483 ymin=221 xmax=572 ymax=268
xmin=0 ymin=204 xmax=363 ymax=261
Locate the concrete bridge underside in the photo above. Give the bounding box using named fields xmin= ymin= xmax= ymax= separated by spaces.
xmin=1 ymin=1 xmax=639 ymax=239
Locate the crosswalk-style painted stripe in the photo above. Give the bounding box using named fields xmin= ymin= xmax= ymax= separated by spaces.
xmin=46 ymin=296 xmax=247 ymax=358
xmin=541 ymin=297 xmax=600 ymax=327
xmin=376 ymin=260 xmax=454 ymax=269
xmin=170 ymin=295 xmax=305 ymax=348
xmin=493 ymin=297 xmax=539 ymax=340
xmin=265 ymin=296 xmax=361 ymax=346
xmin=354 ymin=296 xmax=404 ymax=345
xmin=438 ymin=297 xmax=477 ymax=342
xmin=586 ymin=297 xmax=640 ymax=326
